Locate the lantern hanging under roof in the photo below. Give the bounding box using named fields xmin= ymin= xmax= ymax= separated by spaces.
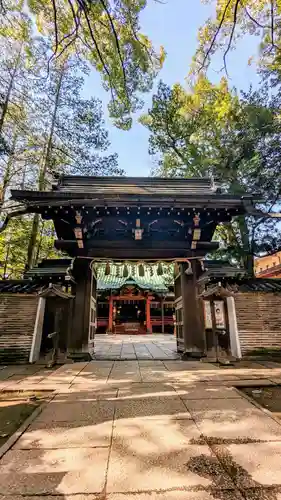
xmin=123 ymin=264 xmax=129 ymax=278
xmin=157 ymin=262 xmax=164 ymax=276
xmin=105 ymin=262 xmax=111 ymax=276
xmin=138 ymin=263 xmax=145 ymax=277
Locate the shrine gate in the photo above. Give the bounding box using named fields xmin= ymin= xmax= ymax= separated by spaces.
xmin=9 ymin=176 xmax=257 ymax=360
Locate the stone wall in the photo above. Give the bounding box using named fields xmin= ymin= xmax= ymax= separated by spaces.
xmin=235 ymin=292 xmax=281 ymax=354
xmin=0 ymin=294 xmax=39 ymax=363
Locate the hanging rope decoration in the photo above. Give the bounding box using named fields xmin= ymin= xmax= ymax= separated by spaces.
xmin=157 ymin=262 xmax=164 ymax=276
xmin=123 ymin=264 xmax=129 ymax=278
xmin=138 ymin=263 xmax=145 ymax=277
xmin=150 ymin=266 xmax=154 ymax=277
xmin=116 ymin=265 xmax=120 ymax=278
xmin=131 ymin=265 xmax=136 ymax=277
xmin=105 ymin=262 xmax=111 ymax=276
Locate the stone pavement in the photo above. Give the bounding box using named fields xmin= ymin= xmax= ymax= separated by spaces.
xmin=93 ymin=334 xmax=179 ymax=360
xmin=1 ymin=358 xmax=281 ymax=498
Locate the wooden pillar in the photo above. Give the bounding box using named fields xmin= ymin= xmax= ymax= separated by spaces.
xmin=181 ymin=260 xmax=206 ymax=358
xmin=108 ymin=296 xmax=113 ymax=332
xmin=146 ymin=297 xmax=152 ymax=333
xmin=68 ymin=258 xmax=94 ymax=361
xmin=161 ymin=299 xmax=165 ymax=334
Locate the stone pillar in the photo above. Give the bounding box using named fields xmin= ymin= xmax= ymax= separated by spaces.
xmin=146 ymin=297 xmax=152 ymax=333
xmin=161 ymin=298 xmax=165 ymax=334
xmin=68 ymin=258 xmax=93 ymax=361
xmin=227 ymin=296 xmax=242 ymax=359
xmin=29 ymin=297 xmax=46 ymax=363
xmin=181 ymin=260 xmax=206 ymax=358
xmin=108 ymin=296 xmax=113 ymax=332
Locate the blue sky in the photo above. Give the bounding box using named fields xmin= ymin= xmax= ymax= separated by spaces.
xmin=83 ymin=0 xmax=261 ymax=176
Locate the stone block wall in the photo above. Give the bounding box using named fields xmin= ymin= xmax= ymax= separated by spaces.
xmin=235 ymin=292 xmax=281 ymax=354
xmin=0 ymin=294 xmax=39 ymax=363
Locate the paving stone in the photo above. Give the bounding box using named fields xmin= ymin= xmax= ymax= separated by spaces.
xmin=107 ymin=445 xmax=235 ymax=492
xmin=115 ymin=395 xmax=191 ymax=420
xmin=235 ymin=380 xmax=275 ymax=387
xmin=113 ymin=417 xmax=202 ymax=453
xmin=53 ymin=388 xmax=118 ymax=402
xmin=243 ymin=488 xmax=281 ymax=499
xmin=184 ymin=397 xmax=253 ymax=413
xmin=199 ymin=411 xmax=281 ymax=441
xmin=35 ymin=400 xmax=115 ymax=424
xmin=268 ymin=378 xmax=281 ymax=385
xmin=0 ymin=469 xmax=107 ymax=495
xmin=14 ymin=420 xmax=113 ymax=449
xmin=0 ymin=496 xmax=100 ymax=500
xmin=215 ymin=443 xmax=281 ymax=489
xmin=108 ymin=492 xmax=244 ymax=500
xmin=138 ymin=360 xmax=166 ymax=366
xmin=0 ymin=447 xmax=109 ymax=474
xmin=72 ymin=376 xmax=109 ymax=385
xmin=164 ymin=362 xmax=217 ymax=371
xmin=118 ymin=383 xmax=177 ymax=398
xmin=176 ymin=385 xmax=241 ymax=400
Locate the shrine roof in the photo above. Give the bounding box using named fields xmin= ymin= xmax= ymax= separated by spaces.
xmin=200 ymin=260 xmax=246 ymax=279
xmin=234 ymin=278 xmax=281 ymax=292
xmin=11 ymin=175 xmax=255 ymax=204
xmin=53 ymin=176 xmax=220 ymax=196
xmin=24 ymin=259 xmax=73 ymax=281
xmin=204 ymin=274 xmax=281 ymax=292
xmin=0 ymin=280 xmax=41 ymax=293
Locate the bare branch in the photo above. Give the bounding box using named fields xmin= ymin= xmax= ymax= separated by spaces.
xmin=198 ymin=0 xmax=233 ymax=72
xmin=98 ymin=0 xmax=129 ymax=102
xmin=51 ymin=0 xmax=59 ymax=57
xmin=270 ymin=0 xmax=275 ymax=50
xmin=242 ymin=3 xmax=268 ymax=29
xmin=223 ymin=0 xmax=241 ymax=76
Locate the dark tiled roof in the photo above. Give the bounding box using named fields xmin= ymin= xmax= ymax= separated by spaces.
xmin=206 ymin=277 xmax=281 ymax=293
xmin=24 ymin=259 xmax=73 ymax=280
xmin=55 ymin=176 xmax=219 ymax=196
xmin=236 ymin=279 xmax=281 ymax=292
xmin=202 ymin=260 xmax=246 ymax=279
xmin=0 ymin=281 xmax=41 ymax=293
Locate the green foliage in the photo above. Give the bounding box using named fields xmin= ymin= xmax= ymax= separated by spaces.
xmin=2 ymin=0 xmax=165 ymax=129
xmin=0 ymin=30 xmax=121 ymax=277
xmin=0 ymin=217 xmax=59 ymax=278
xmin=191 ymin=0 xmax=281 ymax=79
xmin=141 ymin=76 xmax=281 ymax=274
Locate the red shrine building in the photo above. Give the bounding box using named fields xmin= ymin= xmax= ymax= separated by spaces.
xmin=96 ymin=263 xmax=174 ymax=335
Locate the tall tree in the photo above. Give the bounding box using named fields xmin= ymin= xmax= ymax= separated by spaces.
xmin=141 ymin=78 xmax=281 ymax=274
xmin=2 ymin=0 xmax=165 ymax=129
xmin=25 ymin=55 xmax=122 ymax=269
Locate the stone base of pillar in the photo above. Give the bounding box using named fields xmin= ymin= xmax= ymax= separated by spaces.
xmin=67 ymin=348 xmax=93 ymax=362
xmin=181 ymin=350 xmax=205 ymax=360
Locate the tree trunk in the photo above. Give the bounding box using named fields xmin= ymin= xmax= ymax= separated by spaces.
xmin=0 ymin=47 xmax=22 ymax=134
xmin=0 ymin=131 xmax=18 ymax=204
xmin=26 ymin=65 xmax=65 ymax=269
xmin=237 ymin=216 xmax=254 ymax=276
